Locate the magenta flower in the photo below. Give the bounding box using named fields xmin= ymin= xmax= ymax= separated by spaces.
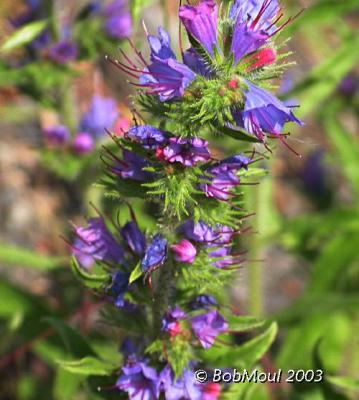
xmin=81 ymin=95 xmax=119 ymax=139
xmin=72 ymin=132 xmax=95 ymax=154
xmin=48 ymin=40 xmax=78 ymax=64
xmin=171 ymin=239 xmax=197 ymax=264
xmin=201 ymin=166 xmax=240 ymax=201
xmin=117 ymin=359 xmax=160 ymax=400
xmin=201 ymin=383 xmax=222 ymax=400
xmin=44 ymin=125 xmax=70 ymax=146
xmin=179 ymin=0 xmax=219 ymax=55
xmin=191 ymin=310 xmax=228 ymax=349
xmin=73 ymin=217 xmax=124 ymax=269
xmin=158 ymin=137 xmax=211 ymax=167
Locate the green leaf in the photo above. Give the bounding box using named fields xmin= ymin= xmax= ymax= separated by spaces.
xmin=71 ymin=257 xmax=110 ymax=289
xmin=208 ymin=322 xmax=278 ymax=368
xmin=227 ymin=315 xmax=266 ymax=332
xmin=44 ymin=317 xmax=95 ymax=359
xmin=129 ymin=262 xmax=143 ymax=284
xmin=56 ymin=357 xmax=117 ymax=377
xmin=1 ymin=20 xmax=48 ymax=51
xmin=0 ymin=243 xmax=64 ymax=271
xmin=327 ymin=376 xmax=359 ymax=392
xmin=53 ymin=369 xmax=84 ymax=400
xmin=212 ymin=124 xmax=261 ymax=143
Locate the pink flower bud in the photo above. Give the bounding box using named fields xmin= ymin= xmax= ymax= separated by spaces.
xmin=171 ymin=239 xmax=197 ymax=264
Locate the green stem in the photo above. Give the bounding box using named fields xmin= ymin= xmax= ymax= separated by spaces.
xmin=151 ymin=256 xmax=175 ymax=338
xmin=61 ymin=79 xmax=78 ymax=135
xmin=247 ymin=185 xmax=263 ymax=317
xmin=161 ymin=0 xmax=170 ymax=32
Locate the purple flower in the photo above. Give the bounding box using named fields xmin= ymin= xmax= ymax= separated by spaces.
xmin=104 ymin=0 xmax=132 ymax=39
xmin=158 ymin=137 xmax=211 ymax=167
xmin=121 ymin=221 xmax=146 ymax=256
xmin=48 ymin=40 xmax=78 ymax=64
xmin=201 ymin=383 xmax=222 ymax=400
xmin=81 ymin=95 xmax=119 ymax=139
xmin=181 ymin=220 xmax=217 ymax=243
xmin=191 ymin=311 xmax=228 ymax=349
xmin=140 ymin=58 xmax=196 ymax=102
xmin=339 ymin=75 xmax=358 ymax=97
xmin=44 ymin=125 xmax=70 ymax=146
xmin=179 ymin=0 xmax=219 ymax=55
xmin=111 ymin=271 xmax=130 ymax=307
xmin=117 ymin=359 xmax=160 ymax=400
xmin=121 ymin=338 xmax=138 ymax=357
xmin=183 ymin=48 xmax=213 ymax=78
xmin=112 ymin=150 xmax=153 ymax=182
xmin=162 ymin=307 xmax=187 ymax=337
xmin=72 ymin=132 xmax=95 ymax=154
xmin=230 ymin=0 xmax=280 ymax=33
xmin=73 ymin=217 xmax=124 ymax=269
xmin=201 ymin=165 xmax=240 ymax=201
xmin=209 ymin=245 xmax=233 ymax=269
xmin=234 ymin=81 xmax=303 ymax=141
xmin=141 ymin=234 xmax=168 ymax=272
xmin=171 ymin=240 xmax=197 ymax=264
xmin=147 ymin=27 xmax=176 ymax=61
xmin=127 ymin=125 xmax=168 ymax=150
xmin=189 ymin=295 xmax=218 ymax=310
xmin=160 ymin=366 xmax=201 ymax=400
xmin=139 ymin=27 xmax=195 ymax=102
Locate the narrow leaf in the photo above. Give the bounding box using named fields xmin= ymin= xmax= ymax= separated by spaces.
xmin=2 ymin=20 xmax=48 ymax=51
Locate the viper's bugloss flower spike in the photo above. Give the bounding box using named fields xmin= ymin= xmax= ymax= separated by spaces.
xmin=141 ymin=234 xmax=168 ymax=273
xmin=117 ymin=359 xmax=160 ymax=400
xmin=72 ymin=217 xmax=124 ymax=269
xmin=191 ymin=310 xmax=228 ymax=349
xmin=171 ymin=239 xmax=197 ymax=264
xmin=81 ymin=95 xmax=119 ymax=139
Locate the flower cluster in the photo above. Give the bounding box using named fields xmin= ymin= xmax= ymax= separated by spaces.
xmin=69 ymin=1 xmax=304 ymax=399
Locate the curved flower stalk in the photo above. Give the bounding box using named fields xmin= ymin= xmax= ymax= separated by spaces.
xmin=68 ymin=1 xmax=303 ymax=399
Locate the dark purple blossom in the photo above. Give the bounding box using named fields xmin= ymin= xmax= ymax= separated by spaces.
xmin=81 ymin=95 xmax=119 ymax=139
xmin=179 ymin=0 xmax=219 ymax=55
xmin=73 ymin=217 xmax=124 ymax=269
xmin=189 ymin=295 xmax=218 ymax=310
xmin=44 ymin=125 xmax=70 ymax=146
xmin=112 ymin=150 xmax=153 ymax=182
xmin=72 ymin=132 xmax=95 ymax=154
xmin=183 ymin=48 xmax=213 ymax=78
xmin=181 ymin=220 xmax=217 ymax=243
xmin=162 ymin=307 xmax=187 ymax=337
xmin=121 ymin=221 xmax=146 ymax=256
xmin=104 ymin=0 xmax=132 ymax=39
xmin=160 ymin=366 xmax=202 ymax=400
xmin=147 ymin=27 xmax=176 ymax=61
xmin=234 ymin=80 xmax=303 ymax=141
xmin=191 ymin=310 xmax=228 ymax=349
xmin=121 ymin=338 xmax=138 ymax=357
xmin=111 ymin=271 xmax=129 ymax=307
xmin=171 ymin=239 xmax=197 ymax=264
xmin=48 ymin=40 xmax=78 ymax=64
xmin=141 ymin=234 xmax=168 ymax=272
xmin=127 ymin=125 xmax=168 ymax=150
xmin=117 ymin=359 xmax=160 ymax=400
xmin=159 ymin=137 xmax=211 ymax=167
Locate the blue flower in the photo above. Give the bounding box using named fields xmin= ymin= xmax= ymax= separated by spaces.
xmin=121 ymin=221 xmax=146 ymax=256
xmin=141 ymin=234 xmax=168 ymax=272
xmin=44 ymin=125 xmax=70 ymax=146
xmin=80 ymin=95 xmax=119 ymax=139
xmin=189 ymin=295 xmax=218 ymax=310
xmin=191 ymin=310 xmax=228 ymax=349
xmin=127 ymin=125 xmax=168 ymax=150
xmin=117 ymin=359 xmax=160 ymax=400
xmin=111 ymin=271 xmax=129 ymax=308
xmin=48 ymin=40 xmax=78 ymax=64
xmin=111 ymin=150 xmax=153 ymax=182
xmin=160 ymin=365 xmax=202 ymax=400
xmin=104 ymin=0 xmax=132 ymax=39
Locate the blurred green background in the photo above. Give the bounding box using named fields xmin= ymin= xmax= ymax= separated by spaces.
xmin=0 ymin=0 xmax=359 ymax=399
